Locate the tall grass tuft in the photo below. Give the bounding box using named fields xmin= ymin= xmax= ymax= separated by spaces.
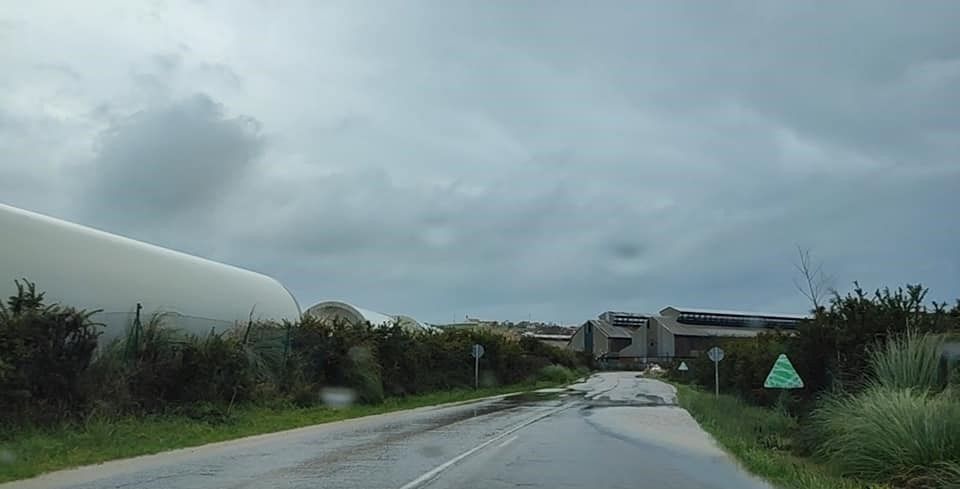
xmin=868 ymin=330 xmax=945 ymax=391
xmin=811 ymin=331 xmax=960 ymax=486
xmin=813 ymin=386 xmax=960 ymax=483
xmin=931 ymin=462 xmax=960 ymax=489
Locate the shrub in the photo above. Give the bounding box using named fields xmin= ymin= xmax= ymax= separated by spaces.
xmin=535 ymin=365 xmax=578 ymax=384
xmin=811 ymin=332 xmax=960 ymax=486
xmin=1 ymin=280 xmax=588 ymax=427
xmin=812 ymin=386 xmax=960 ymax=485
xmin=789 ymin=284 xmax=958 ymax=397
xmin=519 ymin=336 xmax=579 ymax=368
xmin=684 ymin=332 xmax=792 ymax=407
xmin=868 ymin=331 xmax=945 ymax=392
xmin=0 ymin=280 xmax=101 ymax=425
xmin=79 ymin=313 xmax=283 ymax=415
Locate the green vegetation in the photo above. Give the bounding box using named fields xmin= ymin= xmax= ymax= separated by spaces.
xmin=668 ymin=284 xmax=960 ymax=489
xmin=0 ymin=280 xmax=585 ymax=481
xmin=0 ymin=382 xmax=558 ymax=483
xmin=534 ymin=365 xmax=584 ymax=383
xmin=810 ymin=332 xmax=960 ymax=488
xmin=676 ymin=384 xmax=878 ymax=489
xmin=866 ymin=331 xmax=946 ymax=391
xmin=673 ymin=284 xmax=959 ymax=410
xmin=675 ymin=331 xmax=960 ymax=489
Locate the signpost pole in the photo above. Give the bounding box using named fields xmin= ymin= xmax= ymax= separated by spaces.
xmin=707 ymin=346 xmax=724 ymax=399
xmin=714 ymin=359 xmax=719 ymax=398
xmin=471 ymin=344 xmax=484 ymax=390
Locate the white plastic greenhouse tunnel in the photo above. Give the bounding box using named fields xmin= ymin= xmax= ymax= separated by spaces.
xmin=0 ymin=203 xmax=302 ymax=342
xmin=303 ymin=301 xmax=430 ymax=332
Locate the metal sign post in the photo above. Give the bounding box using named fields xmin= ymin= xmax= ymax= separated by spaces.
xmin=707 ymin=346 xmax=725 ymax=398
xmin=471 ymin=344 xmax=485 ymax=390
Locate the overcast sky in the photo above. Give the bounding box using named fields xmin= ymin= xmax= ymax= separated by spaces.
xmin=2 ymin=1 xmax=958 ymax=324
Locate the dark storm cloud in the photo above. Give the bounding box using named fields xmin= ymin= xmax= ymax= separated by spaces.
xmin=3 ymin=1 xmax=959 ymax=323
xmin=86 ymin=94 xmax=263 ymax=227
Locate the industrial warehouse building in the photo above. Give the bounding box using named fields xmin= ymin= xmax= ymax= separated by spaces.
xmin=569 ymin=307 xmax=806 ymax=359
xmin=304 ymin=300 xmax=429 ymax=332
xmin=568 ymin=312 xmax=650 ymax=358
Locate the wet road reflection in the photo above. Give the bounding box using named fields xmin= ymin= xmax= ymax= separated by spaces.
xmin=2 ymin=373 xmax=771 ymax=489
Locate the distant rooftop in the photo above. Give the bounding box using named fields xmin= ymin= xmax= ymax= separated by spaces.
xmin=599 ymin=311 xmax=651 ymax=328
xmin=582 ymin=319 xmax=633 ymax=339
xmin=522 ymin=332 xmax=574 ymax=340
xmin=660 ymin=306 xmax=808 ymax=321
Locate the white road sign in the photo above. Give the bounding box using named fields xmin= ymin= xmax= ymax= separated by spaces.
xmin=707 ymin=346 xmax=725 ymax=362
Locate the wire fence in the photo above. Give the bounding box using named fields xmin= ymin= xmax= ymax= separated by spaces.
xmin=94 ymin=310 xmax=254 ymax=341
xmin=595 ymin=355 xmax=695 ymax=371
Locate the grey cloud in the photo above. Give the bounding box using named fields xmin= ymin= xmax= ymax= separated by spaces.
xmin=3 ymin=1 xmax=959 ymax=324
xmin=85 ymin=94 xmax=263 ymax=229
xmin=367 ymin=2 xmax=960 ymax=168
xmin=33 ymin=63 xmax=82 ymax=82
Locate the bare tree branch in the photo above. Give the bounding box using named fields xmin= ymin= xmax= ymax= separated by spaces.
xmin=793 ymin=245 xmax=832 ymax=310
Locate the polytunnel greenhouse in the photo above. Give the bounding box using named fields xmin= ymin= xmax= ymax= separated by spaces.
xmin=0 ymin=203 xmax=302 ymax=342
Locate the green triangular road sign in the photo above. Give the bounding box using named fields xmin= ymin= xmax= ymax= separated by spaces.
xmin=764 ymin=354 xmax=804 ymax=389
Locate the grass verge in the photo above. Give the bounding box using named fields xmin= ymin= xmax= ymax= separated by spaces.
xmin=675 ymin=384 xmax=885 ymax=489
xmin=0 ymin=381 xmax=561 ymax=483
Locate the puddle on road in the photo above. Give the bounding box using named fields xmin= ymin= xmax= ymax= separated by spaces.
xmin=565 ymin=388 xmax=674 ymax=412
xmin=501 ymin=391 xmax=563 ymax=404
xmin=291 ymin=388 xmax=569 ymax=474
xmin=593 ymin=392 xmax=671 ymax=406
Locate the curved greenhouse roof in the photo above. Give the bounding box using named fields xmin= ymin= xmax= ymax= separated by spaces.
xmin=304 ymin=301 xmax=429 ymax=331
xmin=0 ymin=203 xmax=302 ymax=342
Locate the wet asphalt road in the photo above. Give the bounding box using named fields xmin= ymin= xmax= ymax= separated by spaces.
xmin=3 ymin=373 xmax=772 ymax=489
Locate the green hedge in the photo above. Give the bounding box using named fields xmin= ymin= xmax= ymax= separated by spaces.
xmin=0 ymin=280 xmax=583 ymax=430
xmin=669 ymin=284 xmax=959 ymax=412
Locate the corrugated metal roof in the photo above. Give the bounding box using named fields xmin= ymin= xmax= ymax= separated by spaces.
xmin=523 ymin=333 xmax=574 ymax=340
xmin=660 ymin=306 xmax=808 ymax=320
xmin=589 ymin=319 xmax=633 ymax=339
xmin=653 ymin=315 xmax=772 ymax=338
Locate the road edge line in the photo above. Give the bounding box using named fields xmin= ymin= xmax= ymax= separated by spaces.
xmin=0 ymin=389 xmax=551 ymax=489
xmin=396 ymin=404 xmax=569 ymax=489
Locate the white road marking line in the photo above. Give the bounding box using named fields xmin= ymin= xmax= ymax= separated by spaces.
xmin=396 ymin=406 xmax=567 ymax=489
xmin=496 ymin=435 xmax=519 ymax=449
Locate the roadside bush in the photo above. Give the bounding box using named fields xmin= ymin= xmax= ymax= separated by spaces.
xmin=0 ymin=280 xmax=100 ymax=426
xmin=2 ymin=280 xmax=585 ymax=429
xmin=682 ymin=285 xmax=959 ymax=412
xmin=811 ymin=331 xmax=960 ymax=487
xmin=868 ymin=330 xmax=945 ymax=392
xmin=812 ymin=386 xmax=960 ymax=486
xmin=290 ymin=316 xmax=383 ymax=403
xmin=80 ymin=314 xmax=272 ymax=415
xmin=686 ymin=332 xmax=791 ymax=407
xmin=789 ymin=284 xmax=957 ymax=396
xmin=535 ymin=365 xmax=579 ymax=384
xmin=519 ymin=336 xmax=579 ymax=368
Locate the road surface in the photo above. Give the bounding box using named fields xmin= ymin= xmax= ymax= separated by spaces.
xmin=2 ymin=372 xmax=772 ymax=489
